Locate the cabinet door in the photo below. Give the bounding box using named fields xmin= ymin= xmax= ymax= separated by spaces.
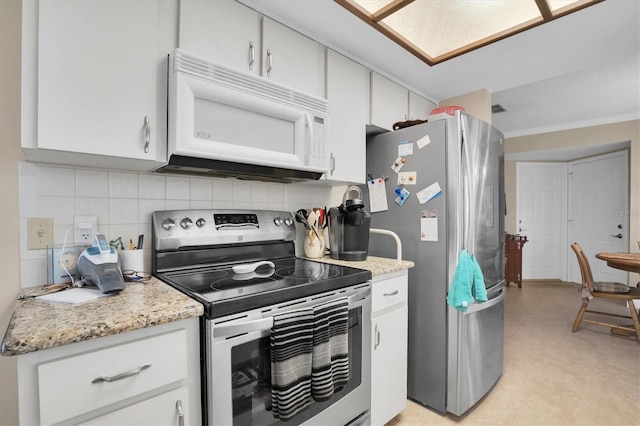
xmin=370 ymin=72 xmax=408 ymax=131
xmin=409 ymin=91 xmax=436 ymax=121
xmin=325 ymin=50 xmax=368 ymax=184
xmin=262 ymin=17 xmax=326 ymax=98
xmin=37 ymin=0 xmax=164 ymax=161
xmin=85 ymin=387 xmax=190 ymax=425
xmin=179 ymin=0 xmax=260 ymax=75
xmin=371 ymin=306 xmax=408 ymax=426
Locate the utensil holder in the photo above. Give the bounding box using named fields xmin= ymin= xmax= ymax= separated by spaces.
xmin=304 ymin=228 xmax=325 ymax=258
xmin=119 ymin=249 xmax=145 ymax=272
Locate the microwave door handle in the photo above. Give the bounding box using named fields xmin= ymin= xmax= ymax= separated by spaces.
xmin=305 ymin=112 xmax=313 ymax=163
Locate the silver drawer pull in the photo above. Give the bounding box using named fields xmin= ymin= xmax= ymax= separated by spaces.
xmin=176 ymin=400 xmax=184 ymax=426
xmin=91 ymin=363 xmax=151 ymax=384
xmin=383 ymin=290 xmax=399 ymax=296
xmin=143 ymin=116 xmax=150 ymax=153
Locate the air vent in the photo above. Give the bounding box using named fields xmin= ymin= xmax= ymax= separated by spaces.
xmin=491 ymin=104 xmax=507 ymax=114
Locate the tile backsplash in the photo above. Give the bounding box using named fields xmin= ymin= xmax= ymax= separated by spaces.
xmin=19 ymin=162 xmax=333 ymax=287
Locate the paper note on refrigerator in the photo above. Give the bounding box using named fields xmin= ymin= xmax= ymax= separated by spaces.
xmin=368 ymin=178 xmax=388 ymax=213
xmin=398 ymin=140 xmax=414 ymax=156
xmin=416 ymin=135 xmax=432 ymax=149
xmin=420 ymin=210 xmax=438 ymax=241
xmin=417 ymin=182 xmax=442 ymax=204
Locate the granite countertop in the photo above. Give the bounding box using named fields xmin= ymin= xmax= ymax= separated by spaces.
xmin=1 ymin=277 xmax=203 ymax=356
xmin=2 ymin=256 xmax=411 ymax=356
xmin=311 ymin=255 xmax=414 ymax=276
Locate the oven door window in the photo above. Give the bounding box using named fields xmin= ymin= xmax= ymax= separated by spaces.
xmin=230 ymin=307 xmax=363 ymax=426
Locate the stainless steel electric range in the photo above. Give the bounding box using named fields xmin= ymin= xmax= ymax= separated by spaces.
xmin=152 ymin=209 xmax=372 ymax=426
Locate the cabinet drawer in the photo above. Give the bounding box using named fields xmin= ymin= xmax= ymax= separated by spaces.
xmin=85 ymin=387 xmax=189 ymax=426
xmin=372 ymin=273 xmax=408 ymax=315
xmin=38 ymin=329 xmax=187 ymax=425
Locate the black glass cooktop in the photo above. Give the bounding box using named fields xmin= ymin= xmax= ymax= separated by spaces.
xmin=158 ymin=258 xmax=371 ymax=319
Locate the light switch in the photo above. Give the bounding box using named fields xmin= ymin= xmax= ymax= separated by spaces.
xmin=27 ymin=217 xmax=53 ymax=250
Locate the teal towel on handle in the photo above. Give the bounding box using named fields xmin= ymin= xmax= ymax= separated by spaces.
xmin=471 ymin=253 xmax=487 ymax=303
xmin=447 ymin=249 xmax=487 ymax=312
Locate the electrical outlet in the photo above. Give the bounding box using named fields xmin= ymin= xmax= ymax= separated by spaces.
xmin=27 ymin=217 xmax=53 ymax=249
xmin=74 ymin=215 xmax=98 ymax=245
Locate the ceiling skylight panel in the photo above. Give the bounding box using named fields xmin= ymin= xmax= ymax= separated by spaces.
xmin=379 ymin=0 xmax=542 ymax=59
xmin=336 ymin=0 xmax=605 ymax=65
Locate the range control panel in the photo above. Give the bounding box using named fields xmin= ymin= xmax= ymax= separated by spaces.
xmin=152 ymin=209 xmax=296 ymax=251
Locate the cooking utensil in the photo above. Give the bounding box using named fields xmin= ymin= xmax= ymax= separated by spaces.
xmin=232 ymin=260 xmax=275 ymax=274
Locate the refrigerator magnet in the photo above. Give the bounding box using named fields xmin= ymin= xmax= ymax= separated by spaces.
xmin=417 ymin=182 xmax=442 ymax=204
xmin=394 ymin=187 xmax=410 ymax=206
xmin=391 ymin=157 xmax=406 ymax=173
xmin=398 ymin=171 xmax=417 ymax=185
xmin=398 ymin=140 xmax=414 ymax=156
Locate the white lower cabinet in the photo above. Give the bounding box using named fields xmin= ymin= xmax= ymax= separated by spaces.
xmin=371 ymin=270 xmax=408 ymax=425
xmin=17 ymin=319 xmax=201 ymax=426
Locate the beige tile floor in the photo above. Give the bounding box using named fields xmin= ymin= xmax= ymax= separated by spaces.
xmin=387 ymin=280 xmax=640 ymax=426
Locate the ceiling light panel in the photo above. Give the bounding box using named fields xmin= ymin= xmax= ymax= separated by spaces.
xmin=379 ymin=0 xmax=542 ymax=59
xmin=340 ymin=0 xmax=605 ymax=65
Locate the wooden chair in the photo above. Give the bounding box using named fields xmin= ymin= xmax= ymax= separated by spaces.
xmin=570 ymin=242 xmax=640 ymax=343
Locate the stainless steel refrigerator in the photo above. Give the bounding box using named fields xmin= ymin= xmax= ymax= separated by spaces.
xmin=364 ymin=112 xmax=505 ymax=416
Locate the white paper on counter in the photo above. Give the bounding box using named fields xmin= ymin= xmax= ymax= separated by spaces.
xmin=36 ymin=288 xmax=113 ymax=304
xmin=368 ymin=178 xmax=389 ymax=213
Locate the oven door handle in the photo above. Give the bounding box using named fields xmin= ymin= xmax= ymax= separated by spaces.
xmin=214 ymin=317 xmax=274 ymax=339
xmin=213 ymin=287 xmax=371 ymax=340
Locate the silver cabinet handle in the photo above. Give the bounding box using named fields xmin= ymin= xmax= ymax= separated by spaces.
xmin=91 ymin=363 xmax=151 ymax=384
xmin=330 ymin=153 xmax=336 ymax=175
xmin=266 ymin=49 xmax=273 ymax=76
xmin=383 ymin=290 xmax=399 ymax=296
xmin=143 ymin=116 xmax=150 ymax=153
xmin=176 ymin=400 xmax=184 ymax=426
xmin=248 ymin=41 xmax=255 ymax=70
xmin=374 ymin=324 xmax=380 ymax=350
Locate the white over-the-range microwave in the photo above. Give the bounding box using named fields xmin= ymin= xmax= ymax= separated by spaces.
xmin=152 ymin=49 xmax=329 ymax=182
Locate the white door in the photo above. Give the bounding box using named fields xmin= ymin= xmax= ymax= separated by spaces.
xmin=568 ymin=151 xmax=629 ymax=284
xmin=516 ymin=163 xmax=567 ymax=280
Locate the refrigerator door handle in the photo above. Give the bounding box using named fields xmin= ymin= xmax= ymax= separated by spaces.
xmin=461 ymin=285 xmax=505 ymax=315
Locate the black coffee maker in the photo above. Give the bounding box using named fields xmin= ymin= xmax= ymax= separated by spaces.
xmin=328 ymin=186 xmax=371 ymax=261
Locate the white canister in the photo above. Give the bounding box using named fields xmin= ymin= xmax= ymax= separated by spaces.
xmin=119 ymin=249 xmax=145 ymax=273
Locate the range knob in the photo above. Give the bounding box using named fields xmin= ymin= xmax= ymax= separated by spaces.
xmin=162 ymin=218 xmax=176 ymax=230
xmin=180 ymin=217 xmax=193 ymax=229
xmin=196 ymin=218 xmax=206 ymax=228
xmin=273 ymin=217 xmax=283 ymax=226
xmin=283 ymin=217 xmax=293 ymax=227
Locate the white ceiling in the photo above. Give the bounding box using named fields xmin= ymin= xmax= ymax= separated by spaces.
xmin=241 ymin=0 xmax=640 ymax=158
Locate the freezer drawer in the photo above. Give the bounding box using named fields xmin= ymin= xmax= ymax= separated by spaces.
xmin=446 ymin=285 xmax=505 ymax=416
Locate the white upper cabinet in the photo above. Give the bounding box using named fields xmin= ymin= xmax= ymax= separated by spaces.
xmin=179 ymin=0 xmax=325 ymax=98
xmin=179 ymin=0 xmax=261 ymax=75
xmin=370 ymin=72 xmax=409 ymax=131
xmin=409 ymin=91 xmax=436 ymax=121
xmin=23 ymin=0 xmax=175 ymax=170
xmin=325 ymin=50 xmax=369 ymax=184
xmin=261 ymin=17 xmax=326 ymax=98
